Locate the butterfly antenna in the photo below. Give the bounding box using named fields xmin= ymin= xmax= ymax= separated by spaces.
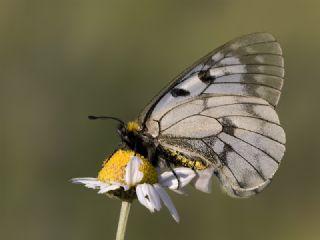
xmin=88 ymin=115 xmax=125 ymax=126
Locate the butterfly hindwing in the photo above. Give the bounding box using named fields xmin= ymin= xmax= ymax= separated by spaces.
xmin=156 ymin=95 xmax=285 ymax=197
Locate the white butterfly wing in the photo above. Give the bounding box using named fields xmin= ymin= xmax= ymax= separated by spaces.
xmin=138 ymin=33 xmax=285 ymax=197
xmin=156 ymin=95 xmax=285 ymax=197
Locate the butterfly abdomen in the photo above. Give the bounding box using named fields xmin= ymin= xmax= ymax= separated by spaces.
xmin=162 ymin=148 xmax=208 ymax=170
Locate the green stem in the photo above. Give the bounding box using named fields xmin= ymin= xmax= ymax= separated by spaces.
xmin=115 ymin=201 xmax=131 ymax=240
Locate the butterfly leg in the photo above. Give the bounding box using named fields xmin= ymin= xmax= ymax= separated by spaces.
xmin=164 ymin=158 xmax=181 ymax=189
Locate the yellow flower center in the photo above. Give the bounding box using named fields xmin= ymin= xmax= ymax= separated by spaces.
xmin=97 ymin=149 xmax=158 ymax=187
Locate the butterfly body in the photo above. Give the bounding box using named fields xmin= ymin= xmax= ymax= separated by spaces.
xmin=116 ymin=32 xmax=286 ymax=198
xmin=118 ymin=121 xmax=208 ymax=171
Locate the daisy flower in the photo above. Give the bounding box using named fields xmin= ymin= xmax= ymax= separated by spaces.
xmin=72 ymin=149 xmax=197 ymax=222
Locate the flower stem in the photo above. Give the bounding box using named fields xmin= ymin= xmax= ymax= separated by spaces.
xmin=116 ymin=201 xmax=131 ymax=240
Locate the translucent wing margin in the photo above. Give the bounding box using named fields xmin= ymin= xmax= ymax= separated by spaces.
xmin=137 ymin=33 xmax=285 ymax=197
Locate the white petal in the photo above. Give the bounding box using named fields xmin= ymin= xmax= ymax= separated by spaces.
xmin=71 ymin=177 xmax=105 ymax=189
xmin=98 ymin=184 xmax=120 ymax=194
xmin=146 ymin=184 xmax=161 ymax=211
xmin=171 ymin=189 xmax=187 ymax=195
xmin=125 ymin=156 xmax=143 ymax=186
xmin=191 ymin=167 xmax=215 ymax=193
xmin=110 ymin=181 xmax=129 ymax=191
xmin=154 ymin=184 xmax=180 ymax=223
xmin=136 ymin=185 xmax=149 ymax=210
xmin=136 ymin=184 xmax=161 ymax=212
xmin=71 ymin=177 xmax=122 ymax=194
xmin=159 ymin=168 xmax=196 ymax=190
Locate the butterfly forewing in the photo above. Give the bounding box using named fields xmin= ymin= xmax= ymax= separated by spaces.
xmin=137 ymin=32 xmax=285 ymax=197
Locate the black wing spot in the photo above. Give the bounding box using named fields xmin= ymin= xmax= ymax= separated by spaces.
xmin=170 ymin=88 xmax=190 ymax=97
xmin=223 ymin=126 xmax=235 ymax=135
xmin=220 ymin=118 xmax=236 ymax=135
xmin=218 ymin=144 xmax=233 ymax=165
xmin=198 ymin=70 xmax=215 ymax=83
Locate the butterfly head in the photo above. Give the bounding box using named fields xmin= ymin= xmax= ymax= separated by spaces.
xmin=117 ymin=120 xmax=143 ymax=146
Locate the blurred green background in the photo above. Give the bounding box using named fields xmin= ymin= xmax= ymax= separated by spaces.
xmin=2 ymin=1 xmax=320 ymax=240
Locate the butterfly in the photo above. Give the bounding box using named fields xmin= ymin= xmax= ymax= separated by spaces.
xmin=91 ymin=32 xmax=286 ymax=198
